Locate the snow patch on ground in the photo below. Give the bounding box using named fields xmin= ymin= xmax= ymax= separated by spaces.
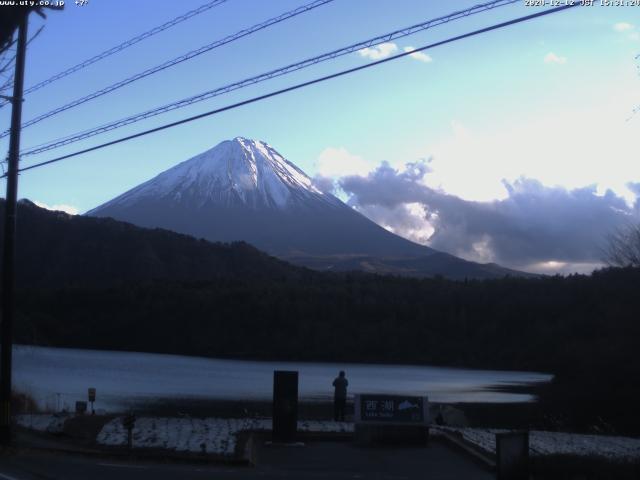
xmin=18 ymin=414 xmax=640 ymax=461
xmin=438 ymin=427 xmax=640 ymax=461
xmin=16 ymin=413 xmax=68 ymax=433
xmin=96 ymin=417 xmax=353 ymax=456
xmin=298 ymin=420 xmax=353 ymax=434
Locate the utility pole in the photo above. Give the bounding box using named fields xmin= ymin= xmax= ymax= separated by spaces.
xmin=0 ymin=12 xmax=29 ymax=445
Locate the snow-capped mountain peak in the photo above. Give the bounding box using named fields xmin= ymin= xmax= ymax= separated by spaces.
xmin=97 ymin=137 xmax=333 ymax=211
xmin=87 ymin=137 xmax=524 ymax=278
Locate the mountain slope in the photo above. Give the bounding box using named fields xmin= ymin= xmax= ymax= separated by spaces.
xmin=286 ymin=252 xmax=532 ymax=279
xmin=1 ymin=199 xmax=302 ymax=288
xmin=87 ymin=137 xmax=435 ymax=258
xmin=87 ymin=137 xmax=526 ymax=279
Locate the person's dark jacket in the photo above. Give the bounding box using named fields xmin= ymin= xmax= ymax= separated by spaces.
xmin=333 ymin=377 xmax=348 ymax=399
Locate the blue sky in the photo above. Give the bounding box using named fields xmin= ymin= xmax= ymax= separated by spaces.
xmin=0 ymin=0 xmax=638 ymax=273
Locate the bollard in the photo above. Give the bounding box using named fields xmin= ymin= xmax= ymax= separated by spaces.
xmin=496 ymin=431 xmax=529 ymax=480
xmin=122 ymin=413 xmax=136 ymax=450
xmin=272 ymin=370 xmax=298 ymax=443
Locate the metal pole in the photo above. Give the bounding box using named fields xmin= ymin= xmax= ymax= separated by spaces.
xmin=0 ymin=12 xmax=29 ymax=445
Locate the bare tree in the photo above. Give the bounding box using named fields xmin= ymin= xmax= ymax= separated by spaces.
xmin=604 ymin=223 xmax=640 ymax=267
xmin=0 ymin=45 xmax=16 ymax=97
xmin=0 ymin=25 xmax=43 ymax=103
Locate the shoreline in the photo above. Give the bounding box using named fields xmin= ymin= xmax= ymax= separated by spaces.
xmin=127 ymin=382 xmax=542 ymax=428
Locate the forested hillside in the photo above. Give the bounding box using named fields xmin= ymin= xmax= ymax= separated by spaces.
xmin=3 ymin=199 xmax=640 ymax=433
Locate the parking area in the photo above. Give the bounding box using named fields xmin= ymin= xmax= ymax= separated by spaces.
xmin=252 ymin=437 xmax=494 ymax=480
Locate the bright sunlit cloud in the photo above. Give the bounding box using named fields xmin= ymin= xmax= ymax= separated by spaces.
xmin=403 ymin=46 xmax=432 ymax=63
xmin=34 ymin=201 xmax=79 ymax=215
xmin=357 ymin=42 xmax=398 ymax=60
xmin=417 ymin=85 xmax=640 ymax=205
xmin=613 ymin=22 xmax=634 ymax=32
xmin=543 ymin=52 xmax=567 ymax=64
xmin=314 ymin=147 xmax=373 ymax=178
xmin=524 ymin=261 xmax=604 ymax=275
xmin=612 ymin=21 xmax=638 ymax=41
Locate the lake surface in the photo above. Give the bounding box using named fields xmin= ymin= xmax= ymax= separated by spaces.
xmin=13 ymin=345 xmax=552 ymax=412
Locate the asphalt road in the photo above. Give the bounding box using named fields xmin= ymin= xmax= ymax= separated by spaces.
xmin=0 ymin=441 xmax=494 ymax=479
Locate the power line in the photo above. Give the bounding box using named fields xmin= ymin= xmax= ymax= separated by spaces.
xmin=0 ymin=0 xmax=229 ymax=109
xmin=18 ymin=0 xmax=520 ymax=157
xmin=0 ymin=0 xmax=335 ymax=138
xmin=0 ymin=25 xmax=45 ymax=98
xmin=3 ymin=3 xmax=579 ymax=179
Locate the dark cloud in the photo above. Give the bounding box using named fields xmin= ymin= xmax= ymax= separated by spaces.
xmin=311 ymin=175 xmax=337 ymax=194
xmin=339 ymin=161 xmax=639 ymax=269
xmin=340 ymin=161 xmax=431 ymax=207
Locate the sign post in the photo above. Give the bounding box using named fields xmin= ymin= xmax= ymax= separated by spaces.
xmin=88 ymin=388 xmax=96 ymax=415
xmin=354 ymin=394 xmax=430 ymax=445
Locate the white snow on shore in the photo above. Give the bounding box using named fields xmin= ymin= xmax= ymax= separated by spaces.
xmin=96 ymin=416 xmax=354 ymax=456
xmin=438 ymin=427 xmax=640 ymax=461
xmin=21 ymin=414 xmax=639 ymax=461
xmin=16 ymin=413 xmax=67 ymax=433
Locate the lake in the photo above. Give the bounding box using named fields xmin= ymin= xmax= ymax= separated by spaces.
xmin=13 ymin=345 xmax=552 ymax=412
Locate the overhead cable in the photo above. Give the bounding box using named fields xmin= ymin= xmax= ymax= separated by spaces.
xmin=6 ymin=3 xmax=580 ymax=178
xmin=18 ymin=0 xmax=520 ymax=156
xmin=0 ymin=0 xmax=335 ymax=138
xmin=0 ymin=0 xmax=230 ymax=108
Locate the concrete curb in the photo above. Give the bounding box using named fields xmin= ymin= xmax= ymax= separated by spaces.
xmin=11 ymin=441 xmax=254 ymax=466
xmin=433 ymin=428 xmax=496 ymax=471
xmin=240 ymin=430 xmax=353 ymax=466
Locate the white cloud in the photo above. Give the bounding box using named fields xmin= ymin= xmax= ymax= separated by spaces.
xmin=543 ymin=52 xmax=567 ymax=64
xmin=403 ymin=202 xmax=435 ymax=242
xmin=403 ymin=46 xmax=432 ymax=63
xmin=34 ymin=201 xmax=79 ymax=215
xmin=523 ymin=261 xmax=603 ymax=275
xmin=357 ymin=42 xmax=398 ymax=60
xmin=613 ymin=22 xmax=634 ymax=32
xmin=340 ymin=164 xmax=638 ymax=274
xmin=414 ymin=85 xmax=640 ymax=205
xmin=612 ymin=22 xmax=639 ymax=41
xmin=315 ymin=147 xmax=373 ymax=178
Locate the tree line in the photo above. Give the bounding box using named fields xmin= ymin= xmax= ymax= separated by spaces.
xmin=13 ymin=266 xmax=640 ymax=434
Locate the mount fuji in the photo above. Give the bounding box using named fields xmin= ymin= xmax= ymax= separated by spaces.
xmin=87 ymin=137 xmax=525 ymax=279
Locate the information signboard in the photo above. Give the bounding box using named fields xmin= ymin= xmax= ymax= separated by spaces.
xmin=354 ymin=394 xmax=429 ymax=426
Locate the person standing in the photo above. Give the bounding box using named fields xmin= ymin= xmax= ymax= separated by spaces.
xmin=332 ymin=370 xmax=348 ymax=421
